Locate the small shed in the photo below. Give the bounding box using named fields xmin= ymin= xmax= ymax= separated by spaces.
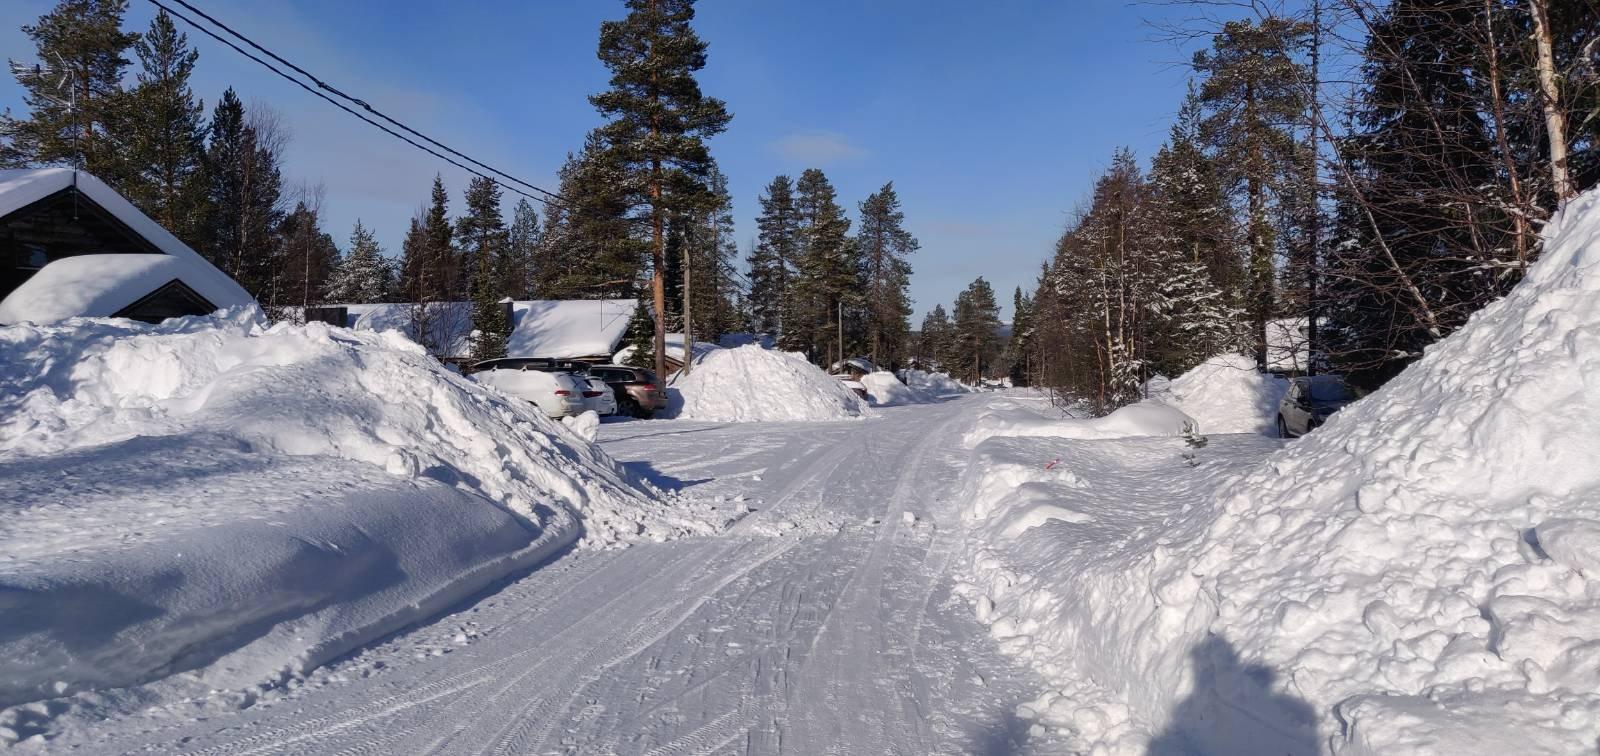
xmin=0 ymin=168 xmax=254 ymax=325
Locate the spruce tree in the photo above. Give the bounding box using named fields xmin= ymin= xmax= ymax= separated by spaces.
xmin=855 ymin=181 xmax=918 ymax=366
xmin=422 ymin=175 xmax=454 ymax=301
xmin=589 ymin=0 xmax=731 ymax=379
xmin=123 ymin=9 xmax=206 ymax=248
xmin=746 ymin=175 xmax=798 ymax=338
xmin=326 ymin=220 xmax=389 ymax=303
xmin=1 ymin=0 xmax=139 ymax=179
xmin=200 ymin=88 xmax=283 ymax=301
xmin=1005 ymin=287 xmax=1033 ymax=386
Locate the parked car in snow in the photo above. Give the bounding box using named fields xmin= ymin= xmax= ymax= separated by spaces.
xmin=588 ymin=365 xmax=668 ymax=419
xmin=469 ymin=358 xmax=588 ymax=418
xmin=582 ymin=376 xmax=617 ymax=416
xmin=1277 ymin=374 xmax=1359 ymax=438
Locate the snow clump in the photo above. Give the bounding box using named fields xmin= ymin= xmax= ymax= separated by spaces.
xmin=1148 ymin=353 xmax=1288 ymax=435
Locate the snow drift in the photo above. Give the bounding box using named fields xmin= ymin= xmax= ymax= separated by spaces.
xmin=963 ymin=399 xmax=1196 ymax=448
xmin=1148 ymin=353 xmax=1288 ymax=435
xmin=958 ymin=188 xmax=1600 ymax=753
xmin=904 ymin=369 xmax=969 ymax=395
xmin=670 ymin=345 xmax=870 ymax=422
xmin=0 ymin=310 xmax=724 ymax=713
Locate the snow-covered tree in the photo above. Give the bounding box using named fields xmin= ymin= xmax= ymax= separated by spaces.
xmin=326 ymin=220 xmax=390 ymax=303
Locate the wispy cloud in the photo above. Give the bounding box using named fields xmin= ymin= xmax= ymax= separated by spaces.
xmin=772 ymin=131 xmax=867 ymax=165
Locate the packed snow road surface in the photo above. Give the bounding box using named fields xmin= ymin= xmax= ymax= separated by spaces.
xmin=35 ymin=396 xmax=1055 ymax=755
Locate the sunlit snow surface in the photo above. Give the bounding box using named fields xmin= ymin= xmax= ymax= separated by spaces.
xmin=958 ymin=184 xmax=1600 ymax=754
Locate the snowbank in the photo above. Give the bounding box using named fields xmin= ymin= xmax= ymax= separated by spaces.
xmin=0 ymin=310 xmax=725 ymax=713
xmin=1149 ymin=353 xmax=1288 ymax=435
xmin=957 ymin=188 xmax=1600 ymax=753
xmin=670 ymin=345 xmax=870 ymax=422
xmin=904 ymin=369 xmax=969 ymax=395
xmin=860 ymin=370 xmax=933 ymax=406
xmin=963 ymin=399 xmax=1196 ymax=448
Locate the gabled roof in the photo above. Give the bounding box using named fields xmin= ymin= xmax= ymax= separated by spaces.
xmin=0 ymin=169 xmax=256 ymax=325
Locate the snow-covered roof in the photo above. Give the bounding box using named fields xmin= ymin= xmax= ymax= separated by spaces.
xmin=613 ymin=332 xmax=721 ymax=367
xmin=344 ymin=299 xmax=639 ymax=360
xmin=0 ymin=169 xmax=255 ymax=325
xmin=0 ymin=254 xmax=254 ymax=324
xmin=0 ymin=169 xmax=222 ymax=270
xmin=508 ymin=299 xmax=637 ymax=359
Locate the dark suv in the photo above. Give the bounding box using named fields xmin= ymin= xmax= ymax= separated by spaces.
xmin=588 ymin=365 xmax=668 ymax=418
xmin=1277 ymin=375 xmax=1359 ymax=438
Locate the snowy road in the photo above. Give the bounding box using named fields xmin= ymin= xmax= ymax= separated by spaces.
xmin=47 ymin=395 xmax=1056 ymax=755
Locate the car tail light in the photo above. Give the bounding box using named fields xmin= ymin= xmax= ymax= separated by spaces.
xmin=554 ymin=390 xmax=572 ymax=396
xmin=582 ymin=391 xmax=602 ymax=398
xmin=641 ymin=384 xmax=657 ymax=391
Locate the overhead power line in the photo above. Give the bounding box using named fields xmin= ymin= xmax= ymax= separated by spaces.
xmin=146 ymin=0 xmax=567 ymax=208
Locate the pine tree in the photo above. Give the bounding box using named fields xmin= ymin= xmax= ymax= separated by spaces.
xmin=785 ymin=168 xmax=856 ymax=364
xmin=855 ymin=182 xmax=918 ymax=366
xmin=122 ymin=9 xmax=206 ymax=248
xmin=746 ymin=175 xmax=798 ymax=338
xmin=1 ymin=0 xmax=139 ymax=179
xmin=952 ymin=277 xmax=1001 ymax=383
xmin=539 ymin=136 xmax=645 ymax=298
xmin=917 ymin=304 xmax=953 ymax=371
xmin=1005 ymin=287 xmax=1033 ymax=386
xmin=275 ymin=199 xmax=339 ymax=311
xmin=326 ymin=220 xmax=390 ymax=303
xmin=1192 ymin=16 xmax=1311 ymax=367
xmin=589 ymin=0 xmax=731 ymax=379
xmin=506 ymin=198 xmax=541 ymax=299
xmin=457 ymin=176 xmax=508 ymax=298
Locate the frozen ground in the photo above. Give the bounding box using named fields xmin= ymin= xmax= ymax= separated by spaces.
xmin=17 ymin=396 xmax=1066 ymax=754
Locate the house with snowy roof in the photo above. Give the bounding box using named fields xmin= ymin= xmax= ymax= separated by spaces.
xmin=0 ymin=168 xmax=255 ymax=325
xmin=307 ymin=298 xmax=641 ymax=365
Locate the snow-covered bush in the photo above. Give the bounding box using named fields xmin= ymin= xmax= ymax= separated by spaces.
xmin=670 ymin=345 xmax=870 ymax=422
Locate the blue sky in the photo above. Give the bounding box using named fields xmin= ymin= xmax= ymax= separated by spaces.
xmin=1 ymin=1 xmax=1206 ymax=321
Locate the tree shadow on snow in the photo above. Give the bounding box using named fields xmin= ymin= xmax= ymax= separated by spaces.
xmin=618 ymin=460 xmax=711 ymax=491
xmin=1146 ymin=636 xmax=1319 ymax=756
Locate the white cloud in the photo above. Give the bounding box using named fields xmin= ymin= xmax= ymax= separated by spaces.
xmin=772 ymin=131 xmax=867 ymax=165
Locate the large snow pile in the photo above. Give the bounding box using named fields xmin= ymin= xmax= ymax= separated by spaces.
xmin=957 ymin=189 xmax=1600 ymax=753
xmin=964 ymin=399 xmax=1196 ymax=448
xmin=1149 ymin=353 xmax=1288 ymax=435
xmin=904 ymin=369 xmax=969 ymax=395
xmin=860 ymin=370 xmax=933 ymax=406
xmin=670 ymin=345 xmax=870 ymax=422
xmin=0 ymin=310 xmax=725 ymax=713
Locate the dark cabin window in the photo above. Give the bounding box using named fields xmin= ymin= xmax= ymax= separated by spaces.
xmin=1 ymin=187 xmax=161 ymax=301
xmin=113 ymin=279 xmax=216 ymax=324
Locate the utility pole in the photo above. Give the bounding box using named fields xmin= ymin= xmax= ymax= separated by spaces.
xmin=682 ymin=227 xmax=693 ymax=376
xmin=837 ymin=299 xmax=844 ymax=367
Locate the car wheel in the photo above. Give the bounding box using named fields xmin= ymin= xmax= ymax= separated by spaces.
xmin=1277 ymin=416 xmax=1290 ymax=438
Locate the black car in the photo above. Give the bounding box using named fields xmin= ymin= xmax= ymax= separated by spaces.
xmin=1277 ymin=375 xmax=1359 ymax=438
